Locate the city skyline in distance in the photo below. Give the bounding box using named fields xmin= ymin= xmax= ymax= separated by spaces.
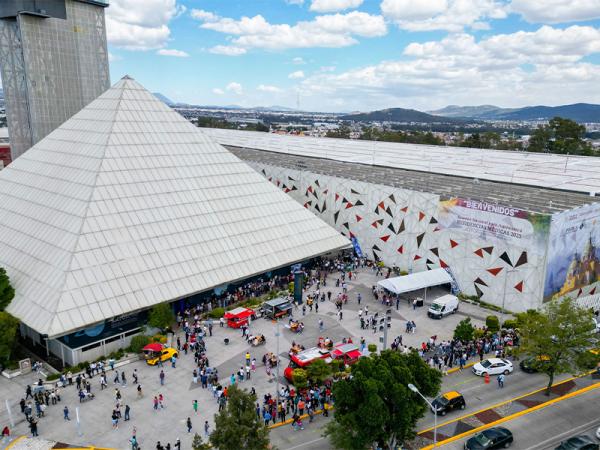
xmin=2 ymin=0 xmax=600 ymax=113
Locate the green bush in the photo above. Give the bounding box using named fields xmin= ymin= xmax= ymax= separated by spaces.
xmin=367 ymin=344 xmax=377 ymax=353
xmin=208 ymin=307 xmax=225 ymax=319
xmin=329 ymin=359 xmax=343 ymax=373
xmin=453 ymin=318 xmax=475 ymax=342
xmin=486 ymin=315 xmax=500 ymax=333
xmin=502 ymin=319 xmax=519 ymax=329
xmin=292 ymin=368 xmax=308 ymax=388
xmin=128 ymin=334 xmax=152 ymax=353
xmin=473 ymin=328 xmax=485 ymax=339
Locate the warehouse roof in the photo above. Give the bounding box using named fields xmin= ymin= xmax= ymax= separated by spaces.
xmin=203 ymin=129 xmax=600 ymax=195
xmin=0 ymin=76 xmax=349 ymax=337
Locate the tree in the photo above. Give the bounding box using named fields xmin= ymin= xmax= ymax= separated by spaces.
xmin=485 ymin=315 xmax=500 ymax=333
xmin=518 ymin=297 xmax=599 ymax=395
xmin=325 ymin=350 xmax=442 ymax=450
xmin=528 ymin=117 xmax=593 ymax=156
xmin=0 ymin=267 xmax=15 ymax=311
xmin=148 ymin=302 xmax=175 ymax=332
xmin=454 ymin=318 xmax=475 ymax=342
xmin=306 ymin=358 xmax=331 ymax=385
xmin=210 ymin=385 xmax=271 ymax=450
xmin=0 ymin=312 xmax=20 ymax=363
xmin=291 ymin=368 xmax=308 ymax=389
xmin=192 ymin=433 xmax=211 ymax=450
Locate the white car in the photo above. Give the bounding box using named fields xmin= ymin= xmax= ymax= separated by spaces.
xmin=472 ymin=358 xmax=514 ymax=376
xmin=596 ymin=426 xmax=600 ymax=440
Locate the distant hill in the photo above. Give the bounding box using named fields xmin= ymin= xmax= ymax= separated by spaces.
xmin=152 ymin=92 xmax=174 ymax=106
xmin=431 ymin=103 xmax=600 ymax=123
xmin=341 ymin=107 xmax=464 ymax=123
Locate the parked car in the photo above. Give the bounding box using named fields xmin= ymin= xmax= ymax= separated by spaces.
xmin=427 ymin=294 xmax=459 ymax=319
xmin=472 ymin=358 xmax=513 ymax=376
xmin=431 ymin=391 xmax=466 ymax=416
xmin=146 ymin=347 xmax=178 ymax=366
xmin=555 ymin=435 xmax=599 ymax=450
xmin=519 ymin=355 xmax=550 ymax=373
xmin=596 ymin=427 xmax=600 ymax=440
xmin=464 ymin=427 xmax=513 ymax=449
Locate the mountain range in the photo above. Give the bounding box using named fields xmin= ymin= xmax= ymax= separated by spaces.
xmin=340 ymin=108 xmax=464 ymax=124
xmin=429 ymin=103 xmax=600 ymax=122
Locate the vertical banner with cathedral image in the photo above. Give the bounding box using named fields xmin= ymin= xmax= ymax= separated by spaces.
xmin=544 ymin=203 xmax=600 ymax=302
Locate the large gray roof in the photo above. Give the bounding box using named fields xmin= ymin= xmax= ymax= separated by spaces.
xmin=203 ymin=128 xmax=600 ymax=195
xmin=0 ymin=77 xmax=349 ymax=337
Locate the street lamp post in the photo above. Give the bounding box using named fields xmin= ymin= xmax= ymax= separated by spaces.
xmin=274 ymin=319 xmax=281 ymax=407
xmin=408 ymin=383 xmax=437 ymax=447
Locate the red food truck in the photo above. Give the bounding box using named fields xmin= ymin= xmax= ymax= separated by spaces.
xmin=284 ymin=346 xmax=331 ymax=382
xmin=224 ymin=307 xmax=256 ymax=328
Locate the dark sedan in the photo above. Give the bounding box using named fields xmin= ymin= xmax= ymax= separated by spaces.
xmin=465 ymin=427 xmax=514 ymax=449
xmin=555 ymin=435 xmax=599 ymax=450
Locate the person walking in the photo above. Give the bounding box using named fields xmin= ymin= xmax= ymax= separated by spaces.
xmin=124 ymin=404 xmax=131 ymax=421
xmin=498 ymin=373 xmax=505 ymax=389
xmin=204 ymin=421 xmax=210 ymax=438
xmin=159 ymin=370 xmax=165 ymax=386
xmin=319 ymin=319 xmax=324 ymax=332
xmin=193 ymin=400 xmax=198 ymax=415
xmin=186 ymin=417 xmax=192 ymax=433
xmin=63 ymin=406 xmax=70 ymax=421
xmin=29 ymin=419 xmax=38 ymax=437
xmin=130 ymin=435 xmax=139 ymax=450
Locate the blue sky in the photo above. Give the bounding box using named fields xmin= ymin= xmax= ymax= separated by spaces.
xmin=106 ymin=0 xmax=600 ymax=112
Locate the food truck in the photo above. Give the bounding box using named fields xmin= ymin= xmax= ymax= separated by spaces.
xmin=223 ymin=307 xmax=256 ymax=328
xmin=260 ymin=297 xmax=293 ymax=320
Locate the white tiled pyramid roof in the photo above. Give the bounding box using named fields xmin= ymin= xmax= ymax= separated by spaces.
xmin=0 ymin=76 xmax=349 ymax=337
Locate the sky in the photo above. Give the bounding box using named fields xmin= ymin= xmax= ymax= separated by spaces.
xmin=17 ymin=1 xmax=600 ymax=112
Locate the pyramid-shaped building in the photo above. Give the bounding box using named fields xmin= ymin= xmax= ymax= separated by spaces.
xmin=0 ymin=76 xmax=349 ymax=340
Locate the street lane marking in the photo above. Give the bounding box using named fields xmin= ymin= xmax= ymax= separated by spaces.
xmin=420 ymin=381 xmax=600 ymax=449
xmin=4 ymin=436 xmax=25 ymax=450
xmin=284 ymin=436 xmax=327 ymax=450
xmin=526 ymin=416 xmax=600 ymax=450
xmin=418 ymin=371 xmax=592 ymax=435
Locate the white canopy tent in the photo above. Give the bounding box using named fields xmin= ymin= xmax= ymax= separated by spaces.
xmin=377 ymin=268 xmax=452 ymax=303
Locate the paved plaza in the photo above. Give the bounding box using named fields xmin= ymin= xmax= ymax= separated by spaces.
xmin=1 ymin=267 xmax=510 ymax=449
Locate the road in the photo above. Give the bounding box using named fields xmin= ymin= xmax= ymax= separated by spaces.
xmin=268 ymin=365 xmax=573 ymax=450
xmin=442 ymin=386 xmax=600 ymax=449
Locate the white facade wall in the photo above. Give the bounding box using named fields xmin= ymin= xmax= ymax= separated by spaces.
xmin=248 ymin=162 xmax=551 ymax=312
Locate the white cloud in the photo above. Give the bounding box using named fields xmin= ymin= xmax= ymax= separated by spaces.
xmin=157 ymin=48 xmax=189 ymax=57
xmin=320 ymin=65 xmax=336 ymax=72
xmin=310 ymin=0 xmax=364 ymax=13
xmin=381 ymin=0 xmax=507 ymax=32
xmin=226 ymin=82 xmax=244 ymax=95
xmin=192 ymin=11 xmax=386 ymax=51
xmin=286 ymin=0 xmax=305 ymax=4
xmin=510 ymin=0 xmax=600 ymax=23
xmin=212 ymin=88 xmax=225 ymax=95
xmin=209 ymin=45 xmax=247 ymax=56
xmin=257 ymin=84 xmax=284 ymax=93
xmin=108 ymin=52 xmax=122 ymax=62
xmin=293 ymin=57 xmax=306 ymax=64
xmin=190 ymin=9 xmax=219 ymax=22
xmin=297 ymin=25 xmax=600 ymax=110
xmin=105 ymin=0 xmax=183 ymax=50
xmin=289 ymin=70 xmax=306 ymax=79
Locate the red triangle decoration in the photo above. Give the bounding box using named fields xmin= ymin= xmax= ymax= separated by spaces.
xmin=487 ymin=267 xmax=503 ymax=276
xmin=397 ymin=245 xmax=404 ymax=254
xmin=323 ymin=189 xmax=328 ymax=195
xmin=483 ymin=246 xmax=494 ymax=255
xmin=474 ymin=249 xmax=484 ymax=258
xmin=380 ymin=235 xmax=391 ymax=242
xmin=349 ymin=232 xmax=355 ymax=239
xmin=514 ymin=281 xmax=523 ymax=292
xmin=307 ymin=185 xmax=313 ymax=193
xmin=439 ymin=259 xmax=449 ymax=269
xmin=335 ymin=193 xmax=340 ymax=201
xmin=418 ymin=211 xmax=425 ymax=221
xmin=577 ymin=288 xmax=583 ymax=297
xmin=401 ymin=206 xmax=408 ymax=213
xmin=284 ymin=188 xmax=291 ymax=193
xmin=345 ymin=202 xmax=354 ymax=209
xmin=378 ymin=201 xmax=385 ymax=210
xmin=414 ymin=255 xmax=422 ymax=261
xmin=371 ymin=220 xmax=379 ymax=228
xmin=355 ymin=215 xmax=363 ymax=222
xmin=450 ymin=239 xmax=459 ymax=248
xmin=590 ymin=287 xmax=596 ymax=296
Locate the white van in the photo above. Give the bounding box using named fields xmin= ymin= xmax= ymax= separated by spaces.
xmin=427 ymin=294 xmax=459 ymax=319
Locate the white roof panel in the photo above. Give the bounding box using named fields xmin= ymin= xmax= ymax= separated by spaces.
xmin=203 ymin=129 xmax=600 ymax=194
xmin=377 ymin=268 xmax=452 ymax=294
xmin=0 ymin=77 xmax=349 ymax=337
